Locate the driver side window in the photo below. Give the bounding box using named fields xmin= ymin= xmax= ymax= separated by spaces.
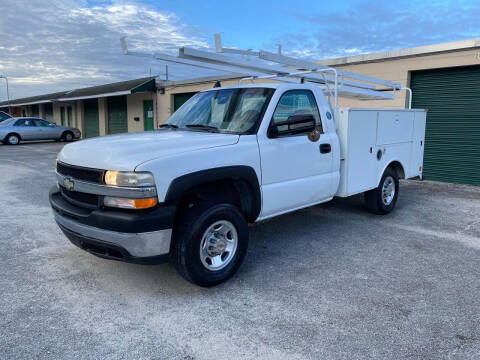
xmin=272 ymin=90 xmax=323 ymax=133
xmin=14 ymin=119 xmax=34 ymax=127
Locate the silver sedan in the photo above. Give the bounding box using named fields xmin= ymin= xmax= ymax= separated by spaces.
xmin=0 ymin=117 xmax=81 ymax=145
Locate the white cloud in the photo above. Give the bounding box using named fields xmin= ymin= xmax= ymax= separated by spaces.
xmin=0 ymin=0 xmax=212 ymax=99
xmin=272 ymin=0 xmax=480 ymax=60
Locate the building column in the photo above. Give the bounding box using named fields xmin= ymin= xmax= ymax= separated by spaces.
xmin=98 ymin=98 xmax=107 ymax=136
xmin=75 ymin=100 xmax=85 ymax=137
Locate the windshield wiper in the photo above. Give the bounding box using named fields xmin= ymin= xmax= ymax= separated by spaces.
xmin=159 ymin=123 xmax=178 ymax=129
xmin=185 ymin=124 xmax=219 ymax=132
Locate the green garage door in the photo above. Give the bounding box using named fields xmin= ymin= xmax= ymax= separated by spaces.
xmin=84 ymin=99 xmax=99 ymax=138
xmin=411 ymin=66 xmax=480 ymax=186
xmin=107 ymin=96 xmax=128 ymax=134
xmin=173 ymin=92 xmax=197 ymax=112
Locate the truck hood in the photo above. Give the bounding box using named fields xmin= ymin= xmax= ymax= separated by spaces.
xmin=57 ymin=130 xmax=240 ymax=170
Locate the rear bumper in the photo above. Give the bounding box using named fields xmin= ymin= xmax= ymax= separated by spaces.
xmin=50 ymin=187 xmax=175 ymax=264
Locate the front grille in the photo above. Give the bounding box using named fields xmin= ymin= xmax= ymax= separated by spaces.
xmin=60 ymin=186 xmax=99 ymax=209
xmin=57 ymin=162 xmax=104 ymax=184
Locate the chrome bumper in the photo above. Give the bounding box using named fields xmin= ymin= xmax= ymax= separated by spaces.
xmin=54 ymin=211 xmax=172 ymax=258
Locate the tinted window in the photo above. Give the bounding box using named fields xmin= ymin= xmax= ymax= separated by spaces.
xmin=14 ymin=119 xmax=34 ymax=127
xmin=33 ymin=119 xmax=50 ymax=127
xmin=272 ymin=90 xmax=322 ymax=132
xmin=0 ymin=118 xmax=14 ymax=127
xmin=0 ymin=112 xmax=11 ymax=121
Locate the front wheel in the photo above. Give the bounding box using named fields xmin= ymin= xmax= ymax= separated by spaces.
xmin=6 ymin=134 xmax=20 ymax=145
xmin=171 ymin=202 xmax=249 ymax=287
xmin=364 ymin=167 xmax=399 ymax=215
xmin=63 ymin=131 xmax=73 ymax=142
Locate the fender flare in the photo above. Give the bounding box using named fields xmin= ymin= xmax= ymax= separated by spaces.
xmin=164 ymin=166 xmax=261 ymax=221
xmin=377 ymin=159 xmax=406 ymax=186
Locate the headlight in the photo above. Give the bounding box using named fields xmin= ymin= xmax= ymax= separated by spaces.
xmin=104 ymin=196 xmax=158 ymax=209
xmin=104 ymin=171 xmax=155 ymax=187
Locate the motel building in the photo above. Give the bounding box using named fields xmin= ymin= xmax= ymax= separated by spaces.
xmin=1 ymin=38 xmax=479 ymax=186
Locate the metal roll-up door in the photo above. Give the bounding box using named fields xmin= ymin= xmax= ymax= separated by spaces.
xmin=411 ymin=65 xmax=480 ymax=186
xmin=107 ymin=96 xmax=128 ymax=134
xmin=84 ymin=99 xmax=99 ymax=138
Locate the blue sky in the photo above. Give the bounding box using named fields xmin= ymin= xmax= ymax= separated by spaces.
xmin=1 ymin=0 xmax=479 ymax=98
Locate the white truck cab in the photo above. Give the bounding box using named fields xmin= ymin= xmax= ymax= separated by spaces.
xmin=50 ymin=82 xmax=426 ymax=286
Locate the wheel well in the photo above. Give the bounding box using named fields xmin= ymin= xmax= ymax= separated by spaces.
xmin=63 ymin=130 xmax=73 ymax=136
xmin=175 ymin=178 xmax=259 ymax=223
xmin=6 ymin=132 xmax=21 ymax=140
xmin=388 ymin=161 xmax=405 ymax=179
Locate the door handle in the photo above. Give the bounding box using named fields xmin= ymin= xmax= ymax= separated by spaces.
xmin=320 ymin=143 xmax=331 ymax=154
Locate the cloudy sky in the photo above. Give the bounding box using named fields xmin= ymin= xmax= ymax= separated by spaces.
xmin=0 ymin=0 xmax=479 ymax=99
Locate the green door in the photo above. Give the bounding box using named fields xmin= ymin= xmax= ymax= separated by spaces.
xmin=107 ymin=96 xmax=128 ymax=134
xmin=44 ymin=103 xmax=53 ymax=122
xmin=173 ymin=92 xmax=196 ymax=112
xmin=143 ymin=100 xmax=154 ymax=131
xmin=67 ymin=106 xmax=72 ymax=127
xmin=60 ymin=107 xmax=65 ymax=126
xmin=32 ymin=104 xmax=39 ymax=117
xmin=411 ymin=65 xmax=480 ymax=186
xmin=84 ymin=99 xmax=99 ymax=138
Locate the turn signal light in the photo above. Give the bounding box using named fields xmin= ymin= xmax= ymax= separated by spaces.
xmin=104 ymin=196 xmax=158 ymax=209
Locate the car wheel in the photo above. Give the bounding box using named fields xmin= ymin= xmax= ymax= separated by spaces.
xmin=364 ymin=167 xmax=399 ymax=215
xmin=171 ymin=202 xmax=249 ymax=287
xmin=6 ymin=134 xmax=20 ymax=145
xmin=63 ymin=131 xmax=73 ymax=142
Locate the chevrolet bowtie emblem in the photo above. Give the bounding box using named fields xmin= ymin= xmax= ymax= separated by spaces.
xmin=63 ymin=177 xmax=75 ymax=191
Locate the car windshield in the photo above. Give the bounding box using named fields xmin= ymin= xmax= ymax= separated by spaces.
xmin=0 ymin=112 xmax=11 ymax=121
xmin=0 ymin=118 xmax=14 ymax=126
xmin=165 ymin=88 xmax=274 ymax=134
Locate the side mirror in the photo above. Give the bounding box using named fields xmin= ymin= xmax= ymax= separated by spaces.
xmin=268 ymin=114 xmax=316 ymax=138
xmin=48 ymin=123 xmax=56 ymax=127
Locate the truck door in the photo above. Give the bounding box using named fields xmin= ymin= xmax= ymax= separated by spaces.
xmin=257 ymin=89 xmax=334 ymax=218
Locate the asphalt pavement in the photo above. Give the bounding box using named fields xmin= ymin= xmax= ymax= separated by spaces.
xmin=1 ymin=141 xmax=479 ymax=359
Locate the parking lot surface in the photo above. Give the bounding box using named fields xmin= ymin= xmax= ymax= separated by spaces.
xmin=1 ymin=141 xmax=480 ymax=359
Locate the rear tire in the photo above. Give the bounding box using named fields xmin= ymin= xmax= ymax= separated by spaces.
xmin=6 ymin=134 xmax=20 ymax=145
xmin=364 ymin=167 xmax=399 ymax=215
xmin=171 ymin=202 xmax=249 ymax=287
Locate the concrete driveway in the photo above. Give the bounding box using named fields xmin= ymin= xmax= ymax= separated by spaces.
xmin=1 ymin=141 xmax=479 ymax=359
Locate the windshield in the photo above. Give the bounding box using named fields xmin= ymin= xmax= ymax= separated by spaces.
xmin=165 ymin=88 xmax=274 ymax=134
xmin=0 ymin=112 xmax=11 ymax=122
xmin=0 ymin=118 xmax=14 ymax=126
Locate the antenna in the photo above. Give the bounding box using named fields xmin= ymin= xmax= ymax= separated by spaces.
xmin=214 ymin=33 xmax=222 ymax=53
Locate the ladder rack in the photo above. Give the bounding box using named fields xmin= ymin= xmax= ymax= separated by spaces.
xmin=120 ymin=35 xmax=412 ymax=114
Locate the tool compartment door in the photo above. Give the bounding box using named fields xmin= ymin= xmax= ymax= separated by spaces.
xmin=376 ymin=111 xmax=414 ymax=145
xmin=344 ymin=110 xmax=378 ymax=195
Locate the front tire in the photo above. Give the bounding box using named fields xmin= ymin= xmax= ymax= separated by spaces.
xmin=63 ymin=131 xmax=73 ymax=142
xmin=171 ymin=202 xmax=249 ymax=287
xmin=6 ymin=134 xmax=20 ymax=145
xmin=364 ymin=167 xmax=399 ymax=215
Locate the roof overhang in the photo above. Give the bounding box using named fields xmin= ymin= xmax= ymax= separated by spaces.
xmin=59 ymin=90 xmax=131 ymax=102
xmin=319 ymin=38 xmax=480 ymax=66
xmin=4 ymin=100 xmax=54 ymax=107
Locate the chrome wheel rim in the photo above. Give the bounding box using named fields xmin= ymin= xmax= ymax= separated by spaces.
xmin=8 ymin=135 xmax=18 ymax=144
xmin=65 ymin=133 xmax=72 ymax=141
xmin=382 ymin=176 xmax=395 ymax=206
xmin=200 ymin=220 xmax=238 ymax=271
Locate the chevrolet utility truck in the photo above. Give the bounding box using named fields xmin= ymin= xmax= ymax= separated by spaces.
xmin=49 ymin=39 xmax=426 ymax=286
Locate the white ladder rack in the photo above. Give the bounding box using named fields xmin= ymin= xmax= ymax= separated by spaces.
xmin=120 ymin=35 xmax=412 ymax=114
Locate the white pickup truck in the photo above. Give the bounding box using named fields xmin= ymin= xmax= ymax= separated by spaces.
xmin=50 ymin=82 xmax=426 ymax=286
